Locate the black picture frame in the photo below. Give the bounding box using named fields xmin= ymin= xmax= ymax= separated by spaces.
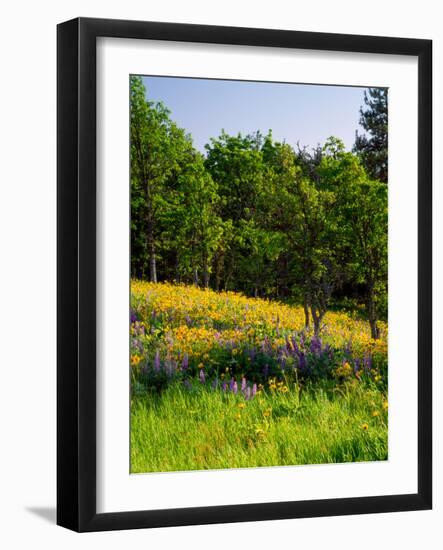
xmin=57 ymin=17 xmax=432 ymax=532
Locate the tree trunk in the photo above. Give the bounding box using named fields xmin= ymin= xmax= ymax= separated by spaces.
xmin=214 ymin=251 xmax=224 ymax=292
xmin=303 ymin=294 xmax=310 ymax=328
xmin=193 ymin=267 xmax=199 ymax=286
xmin=149 ymin=253 xmax=157 ymax=283
xmin=310 ymin=304 xmax=323 ymax=336
xmin=312 ymin=312 xmax=320 ymax=336
xmin=203 ymin=268 xmax=209 ymax=288
xmin=367 ymin=296 xmax=380 ymax=339
xmin=366 ymin=283 xmax=380 ymax=339
xmin=175 ymin=253 xmax=180 ymax=283
xmin=203 ymin=251 xmax=210 ymax=288
xmin=369 ymin=317 xmax=379 ymax=340
xmin=147 ymin=219 xmax=157 ymax=283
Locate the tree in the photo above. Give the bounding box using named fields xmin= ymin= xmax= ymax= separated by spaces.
xmin=165 ymin=152 xmax=223 ymax=287
xmin=130 ymin=76 xmax=174 ymax=282
xmin=130 ymin=76 xmax=200 ymax=283
xmin=353 ymin=88 xmax=388 ymax=183
xmin=263 ymin=139 xmax=340 ymax=334
xmin=319 ymin=138 xmax=387 ymax=338
xmin=205 ymin=131 xmax=270 ymax=294
xmin=344 ymin=179 xmax=387 ymax=338
xmin=295 ymin=142 xmax=323 ymax=184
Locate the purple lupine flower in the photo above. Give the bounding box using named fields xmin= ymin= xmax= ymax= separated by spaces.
xmin=229 ymin=377 xmax=235 ymax=391
xmin=298 ymin=351 xmax=306 ymax=370
xmin=245 ymin=386 xmax=251 ymax=401
xmin=310 ymin=336 xmax=322 ymax=355
xmin=324 ymin=343 xmax=332 ymax=357
xmin=130 ymin=309 xmax=138 ymax=324
xmin=252 ymin=383 xmax=257 ymax=398
xmin=164 ymin=359 xmax=172 ymax=376
xmin=363 ymin=353 xmax=372 ymax=372
xmin=181 ymin=353 xmax=189 ymax=371
xmin=291 ymin=336 xmax=300 ymax=356
xmin=232 ymin=381 xmax=238 ymax=394
xmin=222 ymin=381 xmax=227 ymax=392
xmin=263 ymin=364 xmax=269 ymax=379
xmin=353 ymin=358 xmax=361 ymax=374
xmin=278 ymin=355 xmax=287 ymax=370
xmin=199 ymin=369 xmax=206 ymax=384
xmin=185 ymin=314 xmax=192 ymax=326
xmin=212 ymin=378 xmax=219 ymax=390
xmin=183 ymin=379 xmax=192 ymax=391
xmin=154 ymin=351 xmax=160 ymax=372
xmin=285 ymin=335 xmax=292 ymax=352
xmin=241 ymin=377 xmax=247 ymax=393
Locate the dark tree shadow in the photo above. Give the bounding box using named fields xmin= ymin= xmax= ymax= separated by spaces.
xmin=26 ymin=506 xmax=56 ymax=524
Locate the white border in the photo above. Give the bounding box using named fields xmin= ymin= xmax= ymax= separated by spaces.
xmin=96 ymin=37 xmax=418 ymax=513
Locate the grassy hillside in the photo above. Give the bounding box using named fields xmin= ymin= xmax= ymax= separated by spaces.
xmin=130 ymin=281 xmax=388 ymax=472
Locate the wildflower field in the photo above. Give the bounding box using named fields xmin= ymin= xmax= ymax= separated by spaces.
xmin=130 ymin=281 xmax=388 ymax=473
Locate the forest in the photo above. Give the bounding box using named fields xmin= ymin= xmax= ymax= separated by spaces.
xmin=130 ymin=76 xmax=388 ymax=339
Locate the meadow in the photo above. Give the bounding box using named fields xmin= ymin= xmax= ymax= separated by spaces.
xmin=130 ymin=281 xmax=388 ymax=473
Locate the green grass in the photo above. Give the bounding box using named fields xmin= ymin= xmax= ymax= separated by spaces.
xmin=131 ymin=381 xmax=388 ymax=473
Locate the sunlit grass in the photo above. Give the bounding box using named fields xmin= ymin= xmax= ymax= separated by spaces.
xmin=130 ymin=281 xmax=388 ymax=473
xmin=131 ymin=380 xmax=388 ymax=473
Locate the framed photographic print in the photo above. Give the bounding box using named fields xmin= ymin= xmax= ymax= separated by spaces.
xmin=57 ymin=17 xmax=432 ymax=532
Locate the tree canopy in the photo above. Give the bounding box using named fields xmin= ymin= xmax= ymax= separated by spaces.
xmin=353 ymin=87 xmax=388 ymax=183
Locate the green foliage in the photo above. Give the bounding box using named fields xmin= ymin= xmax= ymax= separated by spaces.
xmin=317 ymin=139 xmax=388 ymax=335
xmin=130 ymin=76 xmax=223 ymax=284
xmin=353 ymin=88 xmax=388 ymax=183
xmin=130 ymin=75 xmax=181 ymax=281
xmin=204 ymin=131 xmax=276 ymax=295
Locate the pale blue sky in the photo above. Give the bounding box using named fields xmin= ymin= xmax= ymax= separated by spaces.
xmin=141 ymin=76 xmax=368 ymax=153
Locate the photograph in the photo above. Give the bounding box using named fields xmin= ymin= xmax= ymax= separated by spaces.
xmin=129 ymin=75 xmax=388 ymax=474
xmin=0 ymin=0 xmax=436 ymax=543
